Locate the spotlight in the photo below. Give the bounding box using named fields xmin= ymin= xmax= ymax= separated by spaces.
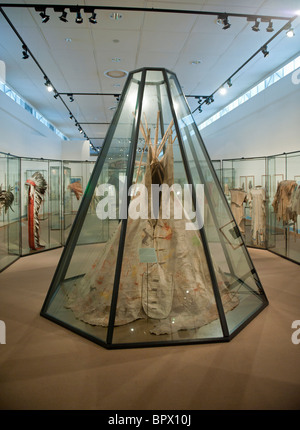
xmin=40 ymin=10 xmax=50 ymax=23
xmin=59 ymin=10 xmax=68 ymax=23
xmin=266 ymin=21 xmax=274 ymax=32
xmin=44 ymin=77 xmax=53 ymax=92
xmin=286 ymin=23 xmax=295 ymax=38
xmin=75 ymin=9 xmax=83 ymax=24
xmin=222 ymin=15 xmax=231 ymax=30
xmin=219 ymin=86 xmax=227 ymax=95
xmin=67 ymin=93 xmax=74 ymax=102
xmin=286 ymin=28 xmax=295 ymax=38
xmin=262 ymin=45 xmax=269 ymax=57
xmin=227 ymin=78 xmax=232 ymax=87
xmin=69 ymin=113 xmax=74 ymax=120
xmin=54 ymin=92 xmax=59 ymax=99
xmin=198 ymin=106 xmax=202 ymax=113
xmin=252 ymin=20 xmax=260 ymax=32
xmin=205 ymin=96 xmax=214 ymax=105
xmin=89 ymin=11 xmax=97 ymax=24
xmin=22 ymin=44 xmax=29 ymax=59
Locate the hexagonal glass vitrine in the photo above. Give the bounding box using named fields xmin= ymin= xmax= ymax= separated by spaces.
xmin=41 ymin=68 xmax=268 ymax=349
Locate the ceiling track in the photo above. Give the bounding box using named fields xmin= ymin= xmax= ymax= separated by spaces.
xmin=0 ymin=3 xmax=295 ymax=21
xmin=0 ymin=4 xmax=298 ymax=147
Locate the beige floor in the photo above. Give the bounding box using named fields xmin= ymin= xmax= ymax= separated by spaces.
xmin=0 ymin=247 xmax=299 ymax=410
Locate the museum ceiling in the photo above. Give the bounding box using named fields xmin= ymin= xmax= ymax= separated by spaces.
xmin=0 ymin=1 xmax=299 ymax=152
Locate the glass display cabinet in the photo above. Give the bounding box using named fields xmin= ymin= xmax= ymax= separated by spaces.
xmin=268 ymin=152 xmax=300 ymax=264
xmin=62 ymin=160 xmax=108 ymax=245
xmin=222 ymin=157 xmax=268 ymax=249
xmin=21 ymin=158 xmax=50 ymax=254
xmin=286 ymin=151 xmax=300 ymax=264
xmin=49 ymin=161 xmax=62 ymax=248
xmin=267 ymin=153 xmax=287 ymax=259
xmin=41 ymin=68 xmax=268 ymax=349
xmin=63 ymin=165 xmax=72 ymax=234
xmin=0 ymin=152 xmax=20 ymax=271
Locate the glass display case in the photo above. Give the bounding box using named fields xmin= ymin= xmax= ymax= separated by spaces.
xmin=222 ymin=157 xmax=268 ymax=249
xmin=267 ymin=153 xmax=286 ymax=258
xmin=62 ymin=160 xmax=107 ymax=245
xmin=286 ymin=152 xmax=300 ymax=263
xmin=21 ymin=158 xmax=50 ymax=254
xmin=41 ymin=68 xmax=268 ymax=349
xmin=63 ymin=165 xmax=72 ymax=233
xmin=268 ymin=152 xmax=300 ymax=264
xmin=49 ymin=161 xmax=62 ymax=248
xmin=0 ymin=152 xmax=20 ymax=271
xmin=0 ymin=146 xmax=298 ymax=274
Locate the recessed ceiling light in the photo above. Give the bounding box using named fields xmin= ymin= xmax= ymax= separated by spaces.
xmin=65 ymin=38 xmax=72 ymax=43
xmin=104 ymin=70 xmax=128 ymax=79
xmin=191 ymin=60 xmax=201 ymax=66
xmin=112 ymin=58 xmax=121 ymax=62
xmin=113 ymin=39 xmax=120 ymax=43
xmin=110 ymin=13 xmax=123 ymax=21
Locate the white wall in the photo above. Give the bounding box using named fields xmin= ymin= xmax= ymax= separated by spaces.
xmin=0 ymin=91 xmax=63 ymax=159
xmin=1 ymin=69 xmax=299 ymax=163
xmin=61 ymin=139 xmax=90 ymax=161
xmin=201 ymin=72 xmax=300 ymax=160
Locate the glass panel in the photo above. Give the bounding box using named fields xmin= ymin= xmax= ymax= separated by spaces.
xmin=42 ymin=71 xmax=143 ymax=345
xmin=212 ymin=160 xmax=221 ymax=182
xmin=230 ymin=157 xmax=267 ymax=249
xmin=49 ymin=161 xmax=62 ymax=248
xmin=267 ymin=154 xmax=287 ymax=258
xmin=167 ymin=71 xmax=267 ymax=336
xmin=221 ymin=160 xmax=234 ymax=201
xmin=62 ymin=161 xmax=85 ymax=243
xmin=285 ymin=152 xmax=299 ymax=263
xmin=21 ymin=158 xmax=49 ymax=255
xmin=61 ymin=160 xmax=106 ymax=245
xmin=0 ymin=153 xmax=20 ymax=271
xmin=82 ymin=160 xmax=109 ymax=245
xmin=62 ymin=164 xmax=72 ymax=241
xmin=113 ymin=69 xmax=223 ymax=345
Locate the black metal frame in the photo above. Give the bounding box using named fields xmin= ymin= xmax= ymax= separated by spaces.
xmin=40 ymin=67 xmax=269 ymax=349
